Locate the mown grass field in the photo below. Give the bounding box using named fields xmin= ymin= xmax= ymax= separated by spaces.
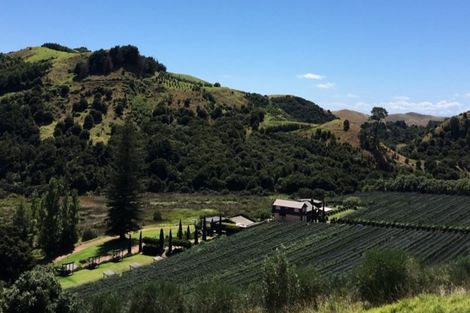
xmin=72 ymin=221 xmax=470 ymax=298
xmin=56 ymin=225 xmax=194 ymax=265
xmin=341 ymin=192 xmax=470 ymax=227
xmin=59 ymin=254 xmax=154 ymax=289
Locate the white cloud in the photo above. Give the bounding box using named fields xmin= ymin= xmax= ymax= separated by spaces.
xmin=464 ymin=93 xmax=470 ymax=98
xmin=298 ymin=72 xmax=325 ymax=80
xmin=346 ymin=93 xmax=358 ymax=98
xmin=316 ymin=82 xmax=336 ymax=89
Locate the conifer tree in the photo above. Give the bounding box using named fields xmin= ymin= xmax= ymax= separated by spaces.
xmin=202 ymin=216 xmax=207 ymax=241
xmin=177 ymin=219 xmax=183 ymax=240
xmin=128 ymin=234 xmax=132 ymax=255
xmin=218 ymin=212 xmax=223 ymax=235
xmin=12 ymin=203 xmax=34 ymax=245
xmin=186 ymin=225 xmax=190 ymax=240
xmin=59 ymin=190 xmax=79 ymax=254
xmin=39 ymin=178 xmax=63 ymax=259
xmin=159 ymin=228 xmax=165 ymax=250
xmin=106 ymin=118 xmax=143 ymax=239
xmin=194 ymin=227 xmax=199 ymax=245
xmin=168 ymin=229 xmax=173 ymax=254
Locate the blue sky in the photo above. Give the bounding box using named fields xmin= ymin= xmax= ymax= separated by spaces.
xmin=2 ymin=0 xmax=470 ymax=116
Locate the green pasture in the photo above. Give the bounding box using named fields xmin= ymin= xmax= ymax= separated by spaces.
xmin=59 ymin=254 xmax=154 ymax=289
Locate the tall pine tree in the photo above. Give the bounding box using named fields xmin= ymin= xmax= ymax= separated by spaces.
xmin=106 ymin=118 xmax=143 ymax=239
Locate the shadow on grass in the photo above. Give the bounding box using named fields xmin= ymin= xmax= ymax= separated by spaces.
xmin=96 ymin=238 xmax=138 ymax=256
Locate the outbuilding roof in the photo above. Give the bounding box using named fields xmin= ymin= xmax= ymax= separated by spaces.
xmin=273 ymin=199 xmax=306 ymax=209
xmin=229 ymin=215 xmax=255 ymax=228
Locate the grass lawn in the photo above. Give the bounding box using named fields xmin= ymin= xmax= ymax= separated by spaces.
xmin=57 ymin=224 xmax=195 ymax=265
xmin=24 ymin=47 xmax=76 ymax=63
xmin=59 ymin=254 xmax=154 ymax=289
xmin=39 ymin=121 xmax=57 ymax=140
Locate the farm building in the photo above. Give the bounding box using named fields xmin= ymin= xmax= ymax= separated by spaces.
xmin=204 ymin=215 xmax=257 ymax=228
xmin=272 ymin=199 xmax=314 ymax=222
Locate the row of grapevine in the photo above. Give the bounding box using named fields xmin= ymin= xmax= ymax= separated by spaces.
xmin=344 ymin=192 xmax=470 ymax=226
xmin=73 ymin=221 xmax=470 ymax=299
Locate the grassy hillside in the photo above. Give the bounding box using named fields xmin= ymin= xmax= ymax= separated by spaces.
xmin=72 ymin=220 xmax=470 ymax=297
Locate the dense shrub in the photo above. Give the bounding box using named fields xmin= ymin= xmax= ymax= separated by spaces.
xmin=81 ymin=228 xmax=98 ymax=242
xmin=1 ymin=267 xmax=80 ymax=313
xmin=128 ymin=282 xmax=185 ymax=313
xmin=356 ymin=248 xmax=419 ymax=305
xmin=262 ymin=250 xmax=300 ymax=312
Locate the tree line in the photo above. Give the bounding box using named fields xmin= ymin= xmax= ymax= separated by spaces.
xmin=74 ymin=45 xmax=166 ymax=79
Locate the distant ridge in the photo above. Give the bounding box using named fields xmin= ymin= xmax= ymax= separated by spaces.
xmin=387 ymin=112 xmax=445 ymax=126
xmin=334 ymin=109 xmax=445 ymax=126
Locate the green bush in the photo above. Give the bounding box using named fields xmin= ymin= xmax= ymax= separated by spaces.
xmin=90 ymin=293 xmax=124 ymax=313
xmin=81 ymin=228 xmax=98 ymax=242
xmin=342 ymin=196 xmax=362 ymax=209
xmin=355 ymin=248 xmax=419 ymax=305
xmin=171 ymin=239 xmax=191 ymax=249
xmin=1 ymin=267 xmax=80 ymax=313
xmin=189 ymin=280 xmax=240 ymax=313
xmin=261 ymin=250 xmax=300 ymax=312
xmin=152 ymin=210 xmax=163 ymax=222
xmin=128 ymin=282 xmax=185 ymax=313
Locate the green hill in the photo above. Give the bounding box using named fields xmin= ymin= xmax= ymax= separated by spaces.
xmin=0 ymin=43 xmax=379 ymax=195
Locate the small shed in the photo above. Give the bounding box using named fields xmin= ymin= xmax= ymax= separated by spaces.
xmin=228 ymin=215 xmax=256 ymax=228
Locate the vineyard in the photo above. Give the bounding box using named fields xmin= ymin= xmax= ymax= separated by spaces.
xmin=342 ymin=192 xmax=470 ymax=227
xmin=72 ymin=221 xmax=470 ymax=299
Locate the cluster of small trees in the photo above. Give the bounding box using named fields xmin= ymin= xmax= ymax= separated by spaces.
xmin=74 ymin=45 xmax=166 ymax=79
xmin=0 ymin=178 xmax=79 ymax=283
xmin=41 ymin=43 xmax=75 ymax=53
xmin=365 ymin=174 xmax=470 ymax=196
xmin=0 ymin=53 xmax=50 ymax=95
xmin=270 ymin=96 xmax=336 ymax=124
